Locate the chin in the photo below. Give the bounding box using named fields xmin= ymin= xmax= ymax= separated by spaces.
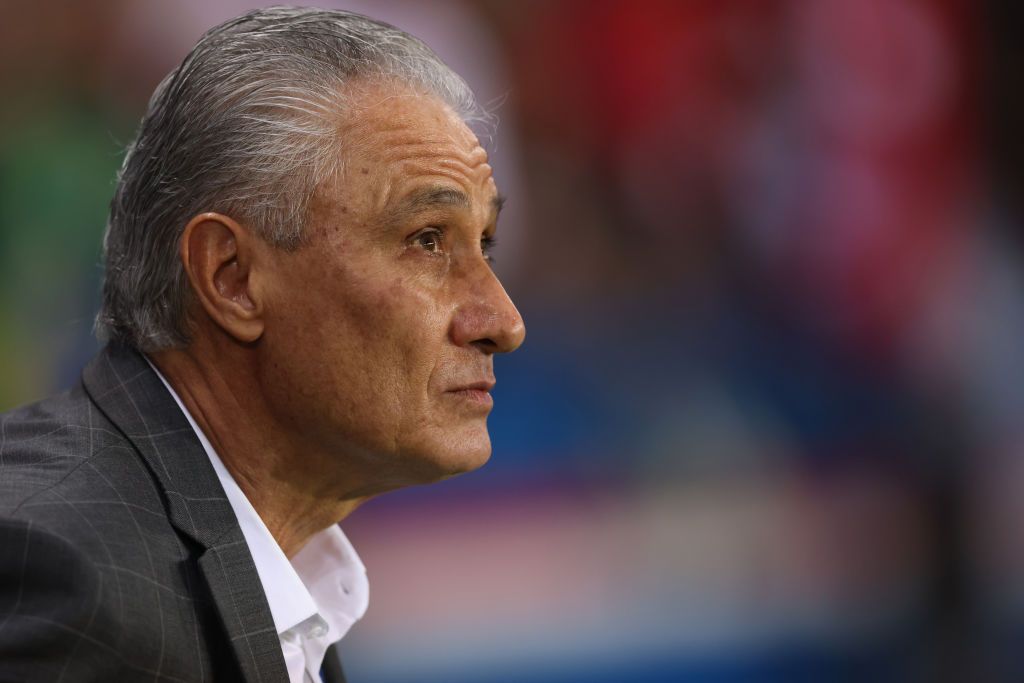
xmin=415 ymin=426 xmax=492 ymax=480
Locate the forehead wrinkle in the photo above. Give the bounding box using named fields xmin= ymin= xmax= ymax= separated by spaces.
xmin=344 ymin=136 xmax=493 ymax=218
xmin=373 ymin=139 xmax=489 ymax=169
xmin=435 ymin=158 xmax=492 ymax=178
xmin=393 ymin=166 xmax=494 ymax=197
xmin=364 ymin=117 xmax=486 ymax=154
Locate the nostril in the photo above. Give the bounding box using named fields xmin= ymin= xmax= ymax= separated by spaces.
xmin=470 ymin=337 xmax=498 ymax=354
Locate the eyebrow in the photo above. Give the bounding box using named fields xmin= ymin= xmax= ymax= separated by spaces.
xmin=492 ymin=194 xmax=506 ymax=216
xmin=401 ymin=186 xmax=469 ymax=212
xmin=393 ymin=186 xmax=506 ymax=221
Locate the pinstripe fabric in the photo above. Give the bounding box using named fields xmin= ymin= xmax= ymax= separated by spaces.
xmin=0 ymin=344 xmax=290 ymax=682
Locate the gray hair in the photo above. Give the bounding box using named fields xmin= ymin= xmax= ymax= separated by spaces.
xmin=97 ymin=5 xmax=485 ymax=351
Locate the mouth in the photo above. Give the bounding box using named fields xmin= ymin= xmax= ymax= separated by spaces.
xmin=445 ymin=381 xmax=495 ymax=408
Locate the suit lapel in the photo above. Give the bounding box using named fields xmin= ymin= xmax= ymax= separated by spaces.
xmin=199 ymin=544 xmax=290 ymax=682
xmin=81 ymin=343 xmax=288 ymax=682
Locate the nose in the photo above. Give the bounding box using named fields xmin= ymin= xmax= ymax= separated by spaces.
xmin=450 ymin=266 xmax=526 ymax=354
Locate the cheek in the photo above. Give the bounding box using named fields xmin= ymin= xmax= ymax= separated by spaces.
xmin=280 ymin=260 xmax=449 ymax=399
xmin=260 ymin=245 xmax=459 ymax=455
xmin=372 ymin=280 xmax=451 ymax=393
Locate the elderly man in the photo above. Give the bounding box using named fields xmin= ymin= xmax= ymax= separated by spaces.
xmin=0 ymin=6 xmax=523 ymax=682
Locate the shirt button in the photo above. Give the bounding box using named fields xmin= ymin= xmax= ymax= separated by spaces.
xmin=309 ymin=624 xmax=326 ymax=639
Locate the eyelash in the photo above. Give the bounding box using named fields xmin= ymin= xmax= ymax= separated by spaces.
xmin=481 ymin=235 xmax=497 ymax=264
xmin=409 ymin=227 xmax=497 ymax=265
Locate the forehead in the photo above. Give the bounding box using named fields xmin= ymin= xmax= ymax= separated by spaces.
xmin=338 ymin=81 xmax=490 ymax=180
xmin=343 ymin=80 xmax=479 ymax=143
xmin=310 ymin=80 xmax=497 ymax=229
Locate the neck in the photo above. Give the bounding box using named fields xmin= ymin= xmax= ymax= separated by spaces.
xmin=149 ymin=341 xmax=365 ymax=558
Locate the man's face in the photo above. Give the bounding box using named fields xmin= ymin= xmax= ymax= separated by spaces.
xmin=257 ymin=83 xmax=524 ymax=489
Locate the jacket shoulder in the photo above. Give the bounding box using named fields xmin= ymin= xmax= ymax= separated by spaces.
xmin=0 ymin=382 xmax=140 ymax=514
xmin=0 ymin=382 xmax=179 ymax=588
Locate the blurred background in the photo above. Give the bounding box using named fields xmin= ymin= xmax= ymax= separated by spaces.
xmin=1 ymin=1 xmax=1022 ymax=681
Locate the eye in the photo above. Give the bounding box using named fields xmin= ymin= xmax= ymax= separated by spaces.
xmin=411 ymin=227 xmax=444 ymax=254
xmin=481 ymin=235 xmax=497 ymax=265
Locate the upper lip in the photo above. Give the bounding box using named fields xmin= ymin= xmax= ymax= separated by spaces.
xmin=448 ymin=380 xmax=495 ymax=392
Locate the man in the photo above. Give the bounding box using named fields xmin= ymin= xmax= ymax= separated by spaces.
xmin=0 ymin=6 xmax=524 ymax=682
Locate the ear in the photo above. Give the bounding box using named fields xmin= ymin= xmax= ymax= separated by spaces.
xmin=179 ymin=212 xmax=265 ymax=343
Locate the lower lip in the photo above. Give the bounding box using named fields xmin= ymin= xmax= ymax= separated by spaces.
xmin=447 ymin=389 xmax=493 ymax=408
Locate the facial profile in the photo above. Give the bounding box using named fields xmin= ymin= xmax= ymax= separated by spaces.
xmin=252 ymin=80 xmax=526 ymax=492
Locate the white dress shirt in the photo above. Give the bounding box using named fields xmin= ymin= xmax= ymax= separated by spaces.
xmin=149 ymin=363 xmax=369 ymax=682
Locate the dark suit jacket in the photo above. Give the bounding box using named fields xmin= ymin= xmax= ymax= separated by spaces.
xmin=0 ymin=344 xmax=342 ymax=682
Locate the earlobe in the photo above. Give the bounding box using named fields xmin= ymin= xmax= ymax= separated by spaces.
xmin=180 ymin=213 xmax=265 ymax=344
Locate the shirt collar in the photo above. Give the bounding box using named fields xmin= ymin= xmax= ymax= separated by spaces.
xmin=146 ymin=359 xmax=369 ymax=641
